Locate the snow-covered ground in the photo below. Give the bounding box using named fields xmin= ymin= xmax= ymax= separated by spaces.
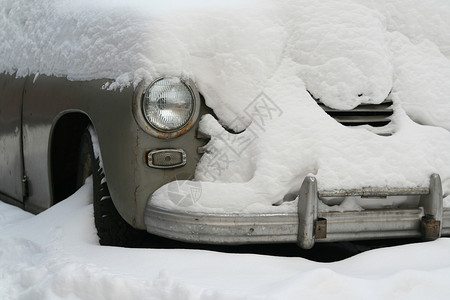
xmin=1 ymin=180 xmax=450 ymax=300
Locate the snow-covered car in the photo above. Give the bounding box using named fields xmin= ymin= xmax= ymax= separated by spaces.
xmin=1 ymin=0 xmax=450 ymax=249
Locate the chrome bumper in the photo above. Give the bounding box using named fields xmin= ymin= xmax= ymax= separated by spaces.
xmin=145 ymin=174 xmax=449 ymax=249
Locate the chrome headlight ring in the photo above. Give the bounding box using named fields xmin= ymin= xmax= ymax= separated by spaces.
xmin=133 ymin=77 xmax=201 ymax=139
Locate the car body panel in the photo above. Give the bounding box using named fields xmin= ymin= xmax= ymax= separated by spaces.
xmin=1 ymin=73 xmax=207 ymax=229
xmin=0 ymin=74 xmax=26 ymax=203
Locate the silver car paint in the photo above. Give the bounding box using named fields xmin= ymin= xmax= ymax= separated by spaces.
xmin=0 ymin=72 xmax=207 ymax=229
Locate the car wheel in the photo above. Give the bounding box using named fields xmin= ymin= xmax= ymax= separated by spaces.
xmin=77 ymin=127 xmax=146 ymax=247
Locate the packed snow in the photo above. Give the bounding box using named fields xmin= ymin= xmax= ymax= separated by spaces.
xmin=2 ymin=0 xmax=450 ymax=212
xmin=1 ymin=181 xmax=450 ymax=300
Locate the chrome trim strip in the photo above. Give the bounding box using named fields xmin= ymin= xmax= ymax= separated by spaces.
xmin=319 ymin=187 xmax=429 ymax=197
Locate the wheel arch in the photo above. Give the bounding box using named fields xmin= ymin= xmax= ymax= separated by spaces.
xmin=49 ymin=110 xmax=92 ymax=205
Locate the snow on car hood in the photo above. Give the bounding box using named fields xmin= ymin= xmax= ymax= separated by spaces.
xmin=2 ymin=0 xmax=450 ymax=212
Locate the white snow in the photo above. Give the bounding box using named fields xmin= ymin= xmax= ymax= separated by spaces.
xmin=2 ymin=0 xmax=450 ymax=212
xmin=1 ymin=182 xmax=450 ymax=300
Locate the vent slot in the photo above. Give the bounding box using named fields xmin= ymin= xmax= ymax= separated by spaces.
xmin=316 ymin=99 xmax=394 ymax=128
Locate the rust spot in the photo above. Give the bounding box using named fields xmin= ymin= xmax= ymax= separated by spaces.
xmin=150 ymin=117 xmax=198 ymax=140
xmin=315 ymin=218 xmax=327 ymax=239
xmin=421 ymin=216 xmax=440 ymax=241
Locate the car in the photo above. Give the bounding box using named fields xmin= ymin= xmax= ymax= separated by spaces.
xmin=1 ymin=0 xmax=450 ymax=249
xmin=0 ymin=74 xmax=212 ymax=246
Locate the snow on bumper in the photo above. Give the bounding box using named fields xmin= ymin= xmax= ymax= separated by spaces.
xmin=144 ymin=174 xmax=450 ymax=249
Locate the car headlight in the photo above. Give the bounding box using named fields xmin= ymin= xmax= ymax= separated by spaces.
xmin=143 ymin=77 xmax=194 ymax=132
xmin=133 ymin=77 xmax=201 ymax=139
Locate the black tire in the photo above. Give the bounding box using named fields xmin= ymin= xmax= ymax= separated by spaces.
xmin=77 ymin=128 xmax=147 ymax=247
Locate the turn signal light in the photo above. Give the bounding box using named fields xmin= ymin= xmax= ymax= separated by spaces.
xmin=147 ymin=149 xmax=186 ymax=169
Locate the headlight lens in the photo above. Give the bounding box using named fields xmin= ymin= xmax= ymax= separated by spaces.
xmin=142 ymin=77 xmax=195 ymax=132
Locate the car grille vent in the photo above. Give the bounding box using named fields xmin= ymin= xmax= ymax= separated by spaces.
xmin=316 ymin=99 xmax=394 ymax=128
